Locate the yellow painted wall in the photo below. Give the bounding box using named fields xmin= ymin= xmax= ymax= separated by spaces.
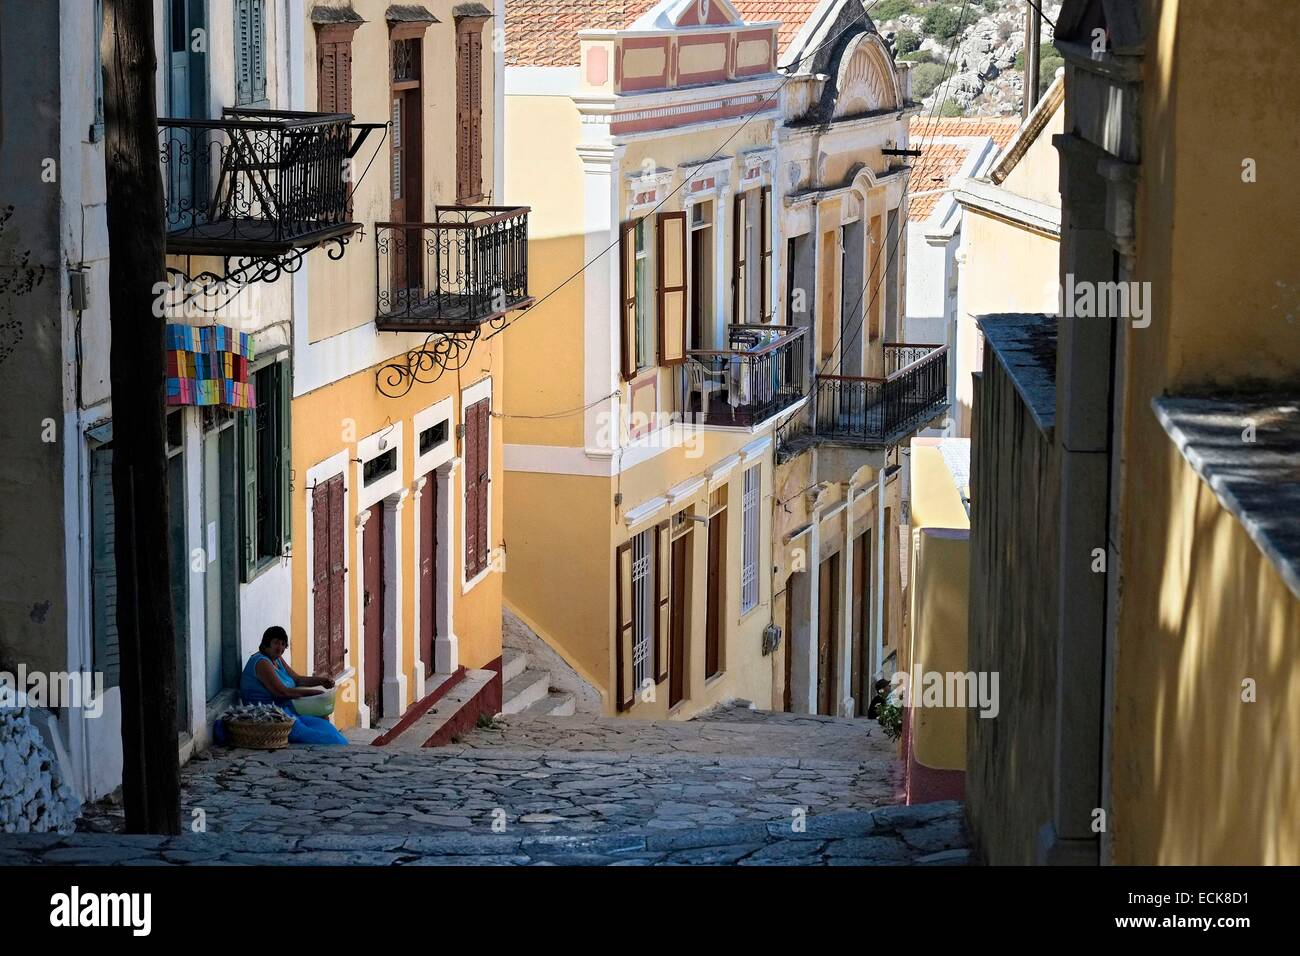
xmin=290 ymin=348 xmax=506 ymax=731
xmin=999 ymin=105 xmax=1065 ymax=206
xmin=907 ymin=444 xmax=970 ymax=771
xmin=501 ymin=93 xmax=588 ymax=448
xmin=1110 ymin=0 xmax=1300 ymax=865
xmin=956 ymin=211 xmax=1058 ymax=434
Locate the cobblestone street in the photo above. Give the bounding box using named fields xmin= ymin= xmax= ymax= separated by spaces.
xmin=7 ymin=706 xmax=971 ymax=866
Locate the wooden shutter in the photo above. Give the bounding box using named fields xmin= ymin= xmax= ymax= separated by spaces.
xmin=654 ymin=521 xmax=671 ymax=684
xmin=235 ymin=0 xmax=266 ymax=106
xmin=761 ymin=186 xmax=772 ymax=321
xmin=733 ymin=192 xmax=748 ymax=324
xmin=615 ymin=542 xmax=636 ymax=711
xmin=464 ymin=397 xmax=490 ymax=579
xmin=90 ymin=443 xmax=120 ymax=689
xmin=319 ymin=42 xmax=339 ymax=113
xmin=312 ymin=482 xmax=332 ymax=671
xmin=326 ymin=475 xmax=346 ymax=675
xmin=657 ymin=211 xmax=688 ymax=365
xmin=619 ymin=220 xmax=638 ymax=380
xmin=456 ymin=22 xmax=484 ymax=203
xmin=277 ymin=361 xmax=291 ymax=555
xmin=318 ymin=23 xmax=359 ymax=114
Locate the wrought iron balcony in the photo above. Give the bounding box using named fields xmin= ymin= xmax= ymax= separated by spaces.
xmin=813 ymin=342 xmax=949 ymax=446
xmin=679 ymin=324 xmax=808 ymax=428
xmin=159 ymin=109 xmax=379 ymax=261
xmin=375 ymin=207 xmax=532 ymax=333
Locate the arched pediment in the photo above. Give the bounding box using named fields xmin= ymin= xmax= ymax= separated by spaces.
xmin=832 ymin=33 xmax=900 ymax=119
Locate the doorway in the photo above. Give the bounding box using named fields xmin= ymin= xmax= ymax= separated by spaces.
xmin=705 ymin=507 xmax=725 ymax=680
xmin=419 ymin=474 xmax=438 ymax=680
xmin=201 ymin=414 xmax=238 ymax=704
xmin=363 ymin=502 xmax=385 ymax=720
xmin=669 ymin=530 xmax=689 ymax=708
xmin=390 ymin=36 xmax=424 ymax=297
xmin=166 ymin=0 xmax=208 ymax=222
xmin=852 ymin=531 xmax=870 ymax=716
xmin=689 ymin=201 xmax=713 ymax=350
xmin=817 ymin=552 xmax=840 ymax=715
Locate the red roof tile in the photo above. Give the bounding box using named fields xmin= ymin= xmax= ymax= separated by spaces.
xmin=505 ymin=0 xmax=660 ymax=67
xmin=730 ymin=0 xmax=823 ymax=54
xmin=906 ymin=117 xmax=1020 ymax=221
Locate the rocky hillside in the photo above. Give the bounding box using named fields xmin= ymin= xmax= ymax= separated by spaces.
xmin=872 ymin=0 xmax=1064 ymax=117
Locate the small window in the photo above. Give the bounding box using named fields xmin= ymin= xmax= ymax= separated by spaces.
xmin=363 ymin=447 xmax=397 ymax=486
xmin=420 ymin=420 xmax=449 ymax=456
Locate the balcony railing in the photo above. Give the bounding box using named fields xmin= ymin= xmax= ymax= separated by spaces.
xmin=375 ymin=207 xmax=532 ymax=333
xmin=813 ymin=342 xmax=949 ymax=445
xmin=159 ymin=109 xmax=379 ymax=255
xmin=679 ymin=324 xmax=808 ymax=427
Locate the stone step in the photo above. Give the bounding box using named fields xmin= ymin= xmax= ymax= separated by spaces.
xmin=502 ymin=646 xmax=528 ymax=683
xmin=501 ymin=669 xmax=550 ymax=714
xmin=523 ymin=691 xmax=576 ymax=717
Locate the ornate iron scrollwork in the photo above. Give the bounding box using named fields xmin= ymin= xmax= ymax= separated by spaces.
xmin=376 ymin=327 xmax=483 ymax=399
xmin=163 ymin=235 xmax=351 ymax=312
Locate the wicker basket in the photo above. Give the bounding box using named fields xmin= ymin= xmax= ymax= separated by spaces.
xmin=224 ymin=718 xmax=294 ymax=750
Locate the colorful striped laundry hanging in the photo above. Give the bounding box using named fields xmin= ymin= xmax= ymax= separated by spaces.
xmin=165 ymin=324 xmax=257 ymax=409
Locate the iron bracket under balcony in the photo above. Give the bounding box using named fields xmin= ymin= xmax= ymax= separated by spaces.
xmin=374 ymin=207 xmax=533 ymax=398
xmin=159 ymin=108 xmax=384 ymax=299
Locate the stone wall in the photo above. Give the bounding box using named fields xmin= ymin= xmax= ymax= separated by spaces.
xmin=965 ymin=340 xmax=1059 ymax=865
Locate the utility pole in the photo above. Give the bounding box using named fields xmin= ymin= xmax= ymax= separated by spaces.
xmin=1023 ymin=0 xmax=1042 ymax=119
xmin=102 ymin=0 xmax=181 ymax=835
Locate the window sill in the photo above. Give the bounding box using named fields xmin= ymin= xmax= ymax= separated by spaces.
xmin=704 ymin=671 xmax=726 ymax=689
xmin=462 ymin=564 xmax=492 ymax=595
xmin=243 ymin=552 xmax=287 ymax=586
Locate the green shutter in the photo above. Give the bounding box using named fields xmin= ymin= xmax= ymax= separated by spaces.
xmin=234 ymin=0 xmax=266 ymax=106
xmin=278 ymin=360 xmax=292 ymax=555
xmin=90 ymin=443 xmax=121 ymax=689
xmin=241 ymin=404 xmax=258 ymax=580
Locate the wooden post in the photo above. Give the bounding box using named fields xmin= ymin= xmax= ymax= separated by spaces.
xmin=1023 ymin=2 xmax=1042 ymax=119
xmin=102 ymin=0 xmax=181 ymax=835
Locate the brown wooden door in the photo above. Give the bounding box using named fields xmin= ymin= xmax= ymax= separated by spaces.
xmin=852 ymin=531 xmax=868 ymax=716
xmin=705 ymin=511 xmax=724 ymax=679
xmin=312 ymin=475 xmax=347 ymax=678
xmin=463 ymin=399 xmax=490 ymax=580
xmin=669 ymin=532 xmax=689 ymax=708
xmin=419 ymin=474 xmax=437 ymax=680
xmin=817 ymin=553 xmax=839 ymax=715
xmin=363 ymin=502 xmax=385 ymax=720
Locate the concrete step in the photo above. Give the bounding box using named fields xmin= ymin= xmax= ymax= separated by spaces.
xmin=501 ymin=669 xmax=550 ymax=715
xmin=502 ymin=646 xmax=528 ymax=683
xmin=523 ymin=691 xmax=576 ymax=717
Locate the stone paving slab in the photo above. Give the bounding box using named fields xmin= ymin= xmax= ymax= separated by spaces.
xmin=22 ymin=705 xmax=974 ymax=865
xmin=8 ymin=802 xmax=970 ymax=866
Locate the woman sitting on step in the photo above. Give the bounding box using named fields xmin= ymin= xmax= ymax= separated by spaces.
xmin=235 ymin=626 xmax=347 ymax=746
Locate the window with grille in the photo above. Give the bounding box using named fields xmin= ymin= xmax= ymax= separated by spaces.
xmin=631 ymin=528 xmax=654 ymax=690
xmin=741 ymin=464 xmax=760 ymax=614
xmin=242 ymin=360 xmax=290 ymax=579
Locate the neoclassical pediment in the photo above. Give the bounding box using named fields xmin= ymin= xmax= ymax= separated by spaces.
xmin=832 ymin=33 xmax=900 ymax=119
